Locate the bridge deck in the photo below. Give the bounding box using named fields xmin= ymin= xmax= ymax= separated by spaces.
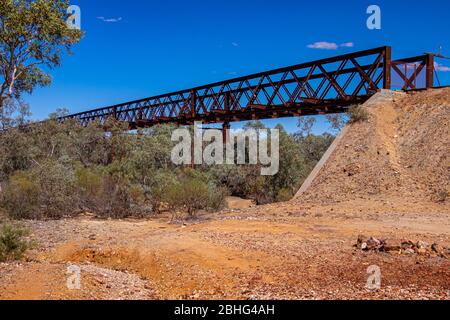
xmin=58 ymin=46 xmax=435 ymax=129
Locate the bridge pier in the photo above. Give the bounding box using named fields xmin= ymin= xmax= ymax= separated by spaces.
xmin=187 ymin=122 xmax=231 ymax=168
xmin=222 ymin=122 xmax=230 ymax=145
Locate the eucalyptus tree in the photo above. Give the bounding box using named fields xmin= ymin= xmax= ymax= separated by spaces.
xmin=0 ymin=0 xmax=82 ymax=127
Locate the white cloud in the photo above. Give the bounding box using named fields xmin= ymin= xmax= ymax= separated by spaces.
xmin=307 ymin=42 xmax=338 ymax=50
xmin=340 ymin=42 xmax=354 ymax=48
xmin=435 ymin=62 xmax=450 ymax=72
xmin=307 ymin=41 xmax=355 ymax=50
xmin=406 ymin=62 xmax=421 ymax=70
xmin=97 ymin=16 xmax=123 ymax=23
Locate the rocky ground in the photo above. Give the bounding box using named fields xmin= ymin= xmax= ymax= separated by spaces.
xmin=0 ymin=89 xmax=449 ymax=300
xmin=0 ymin=203 xmax=448 ymax=300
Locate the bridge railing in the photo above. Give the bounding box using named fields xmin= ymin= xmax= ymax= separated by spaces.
xmin=390 ymin=54 xmax=434 ymax=90
xmin=57 ymin=46 xmax=438 ymax=129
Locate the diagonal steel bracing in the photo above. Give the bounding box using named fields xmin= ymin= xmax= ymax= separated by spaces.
xmin=58 ymin=46 xmax=436 ymax=129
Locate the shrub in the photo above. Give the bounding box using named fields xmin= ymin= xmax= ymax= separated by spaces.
xmin=78 ymin=173 xmax=134 ymax=219
xmin=75 ymin=166 xmax=104 ymax=210
xmin=0 ymin=118 xmax=336 ymax=220
xmin=1 ymin=171 xmax=39 ymax=219
xmin=36 ymin=162 xmax=78 ymax=219
xmin=146 ymin=170 xmax=179 ymax=214
xmin=165 ymin=178 xmax=208 ymax=217
xmin=0 ymin=128 xmax=33 ymax=181
xmin=1 ymin=161 xmax=77 ymax=219
xmin=95 ymin=175 xmax=133 ymax=218
xmin=434 ymin=189 xmax=448 ymax=203
xmin=348 ymin=105 xmax=370 ymax=123
xmin=211 ymin=165 xmax=263 ymax=200
xmin=75 ymin=166 xmax=149 ymax=219
xmin=163 ymin=176 xmax=227 ymax=219
xmin=276 ymin=188 xmax=294 ymax=202
xmin=207 ymin=185 xmax=228 ymax=212
xmin=0 ymin=223 xmax=32 ymax=262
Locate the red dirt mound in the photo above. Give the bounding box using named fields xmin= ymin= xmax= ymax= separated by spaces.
xmin=296 ymin=88 xmax=450 ymax=205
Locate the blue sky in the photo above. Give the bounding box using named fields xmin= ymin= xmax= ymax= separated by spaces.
xmin=25 ymin=0 xmax=450 ymax=134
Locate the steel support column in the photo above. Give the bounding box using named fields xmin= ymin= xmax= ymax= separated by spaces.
xmin=222 ymin=122 xmax=230 ymax=145
xmin=383 ymin=46 xmax=392 ymax=89
xmin=425 ymin=54 xmax=435 ymax=88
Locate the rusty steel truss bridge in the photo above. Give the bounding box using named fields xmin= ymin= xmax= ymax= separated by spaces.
xmin=58 ymin=46 xmax=441 ymax=130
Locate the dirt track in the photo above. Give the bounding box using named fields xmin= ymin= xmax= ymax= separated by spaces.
xmin=0 ymin=89 xmax=449 ymax=300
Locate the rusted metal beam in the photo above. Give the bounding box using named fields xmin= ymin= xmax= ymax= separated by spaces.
xmin=56 ymin=46 xmax=439 ymax=129
xmin=425 ymin=53 xmax=435 ymax=88
xmin=383 ymin=46 xmax=392 ymax=89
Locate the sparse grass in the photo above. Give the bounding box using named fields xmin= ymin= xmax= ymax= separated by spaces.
xmin=348 ymin=105 xmax=370 ymax=123
xmin=0 ymin=223 xmax=33 ymax=262
xmin=435 ymin=190 xmax=448 ymax=203
xmin=276 ymin=188 xmax=294 ymax=202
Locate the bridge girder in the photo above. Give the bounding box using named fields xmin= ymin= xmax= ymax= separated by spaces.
xmin=58 ymin=46 xmax=435 ymax=129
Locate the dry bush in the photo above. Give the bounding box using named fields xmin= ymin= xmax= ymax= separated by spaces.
xmin=1 ymin=161 xmax=77 ymax=219
xmin=208 ymin=185 xmax=228 ymax=212
xmin=164 ymin=177 xmax=227 ymax=219
xmin=434 ymin=189 xmax=448 ymax=203
xmin=1 ymin=171 xmax=39 ymax=219
xmin=348 ymin=105 xmax=370 ymax=123
xmin=276 ymin=188 xmax=294 ymax=202
xmin=0 ymin=223 xmax=33 ymax=262
xmin=75 ymin=167 xmax=148 ymax=219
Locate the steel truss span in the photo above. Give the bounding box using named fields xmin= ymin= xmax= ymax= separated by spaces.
xmin=58 ymin=46 xmax=435 ymax=129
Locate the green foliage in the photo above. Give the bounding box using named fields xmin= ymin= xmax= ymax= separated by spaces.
xmin=0 ymin=0 xmax=82 ymax=127
xmin=207 ymin=185 xmax=228 ymax=212
xmin=276 ymin=188 xmax=294 ymax=202
xmin=0 ymin=223 xmax=32 ymax=262
xmin=297 ymin=117 xmax=316 ymax=138
xmin=0 ymin=114 xmax=336 ymax=219
xmin=348 ymin=105 xmax=370 ymax=123
xmin=1 ymin=170 xmax=39 ymax=219
xmin=163 ymin=175 xmax=227 ymax=219
xmin=0 ymin=127 xmax=33 ymax=180
xmin=210 ymin=124 xmax=334 ymax=205
xmin=1 ymin=160 xmax=77 ymax=219
xmin=146 ymin=169 xmax=179 ymax=214
xmin=325 ymin=114 xmax=347 ymax=131
xmin=74 ymin=166 xmax=149 ymax=219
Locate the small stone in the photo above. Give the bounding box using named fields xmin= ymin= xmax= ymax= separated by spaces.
xmin=403 ymin=248 xmax=415 ymax=255
xmin=416 ymin=241 xmax=428 ymax=249
xmin=356 ymin=235 xmax=367 ymax=248
xmin=366 ymin=237 xmax=381 ymax=250
xmin=401 ymin=240 xmax=415 ymax=250
xmin=417 ymin=248 xmax=427 ymax=255
xmin=431 ymin=243 xmax=442 ymax=254
xmin=382 ymin=240 xmax=401 ymax=253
